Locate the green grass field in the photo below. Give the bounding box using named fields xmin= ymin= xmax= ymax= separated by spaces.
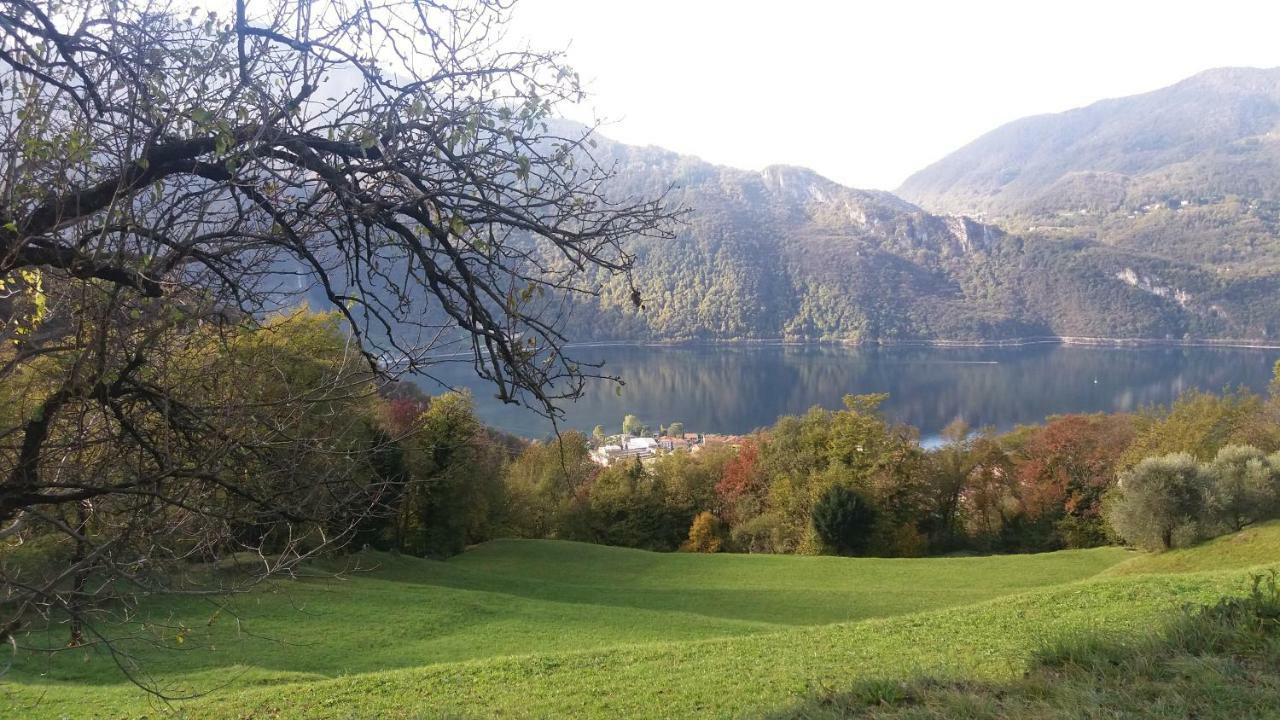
xmin=4 ymin=524 xmax=1279 ymax=718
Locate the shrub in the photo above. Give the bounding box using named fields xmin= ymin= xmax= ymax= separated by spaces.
xmin=812 ymin=484 xmax=877 ymax=556
xmin=0 ymin=533 xmax=73 ymax=587
xmin=1107 ymin=453 xmax=1208 ymax=551
xmin=1038 ymin=570 xmax=1280 ymax=670
xmin=729 ymin=512 xmax=785 ymax=553
xmin=1168 ymin=570 xmax=1280 ymax=656
xmin=681 ymin=511 xmax=723 ymax=553
xmin=883 ymin=523 xmax=927 ymax=557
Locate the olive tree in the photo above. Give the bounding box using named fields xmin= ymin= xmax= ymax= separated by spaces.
xmin=1203 ymin=445 xmax=1280 ymax=532
xmin=1107 ymin=453 xmax=1208 ymax=551
xmin=0 ymin=0 xmax=674 ymax=685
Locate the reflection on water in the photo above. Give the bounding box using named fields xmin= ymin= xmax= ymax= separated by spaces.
xmin=416 ymin=344 xmax=1280 ymax=442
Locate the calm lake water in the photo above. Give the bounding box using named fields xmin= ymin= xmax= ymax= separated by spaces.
xmin=418 ymin=344 xmax=1280 ymax=443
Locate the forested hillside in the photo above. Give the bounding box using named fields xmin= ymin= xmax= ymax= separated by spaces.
xmin=552 ymin=123 xmax=1280 ymax=343
xmin=899 ymin=67 xmax=1280 ymax=276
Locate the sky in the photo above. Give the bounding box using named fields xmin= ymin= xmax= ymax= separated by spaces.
xmin=508 ymin=0 xmax=1280 ymax=191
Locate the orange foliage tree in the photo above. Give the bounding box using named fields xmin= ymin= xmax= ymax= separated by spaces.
xmin=715 ymin=438 xmax=764 ymax=523
xmin=1014 ymin=413 xmax=1138 ymax=547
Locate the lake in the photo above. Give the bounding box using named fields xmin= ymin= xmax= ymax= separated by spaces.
xmin=418 ymin=344 xmax=1280 ymax=443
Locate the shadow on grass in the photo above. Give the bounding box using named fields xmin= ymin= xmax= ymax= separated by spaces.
xmin=0 ymin=544 xmax=1139 ymax=692
xmin=761 ymin=571 xmax=1280 ymax=719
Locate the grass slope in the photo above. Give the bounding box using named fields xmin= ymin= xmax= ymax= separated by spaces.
xmin=447 ymin=538 xmax=1130 ymax=625
xmin=1106 ymin=519 xmax=1280 ymax=576
xmin=2 ymin=532 xmax=1274 ymax=718
xmin=773 ymin=571 xmax=1280 ymax=719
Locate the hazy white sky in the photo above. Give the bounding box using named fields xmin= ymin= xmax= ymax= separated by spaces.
xmin=508 ymin=0 xmax=1280 ymax=190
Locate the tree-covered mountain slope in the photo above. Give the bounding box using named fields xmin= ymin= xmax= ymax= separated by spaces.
xmin=554 ymin=125 xmax=1280 ymax=343
xmin=898 ymin=67 xmax=1280 ymax=276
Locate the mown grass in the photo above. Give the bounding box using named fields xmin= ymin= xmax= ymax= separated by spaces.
xmin=1106 ymin=518 xmax=1280 ymax=576
xmin=4 ymin=540 xmax=1126 ymax=687
xmin=0 ymin=529 xmax=1275 ymax=719
xmin=447 ymin=538 xmax=1131 ymax=625
xmin=771 ymin=571 xmax=1280 ymax=719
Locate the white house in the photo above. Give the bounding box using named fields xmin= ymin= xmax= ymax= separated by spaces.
xmin=590 ymin=435 xmax=659 ymax=466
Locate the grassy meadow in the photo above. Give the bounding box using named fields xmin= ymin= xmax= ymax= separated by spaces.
xmin=5 ymin=525 xmax=1280 ymax=718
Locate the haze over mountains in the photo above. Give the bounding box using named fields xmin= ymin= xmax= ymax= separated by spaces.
xmin=558 ymin=67 xmax=1280 ymax=345
xmin=899 ymin=68 xmax=1280 ymax=218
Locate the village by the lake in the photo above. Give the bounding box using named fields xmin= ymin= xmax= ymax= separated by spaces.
xmin=589 ymin=425 xmax=747 ymax=466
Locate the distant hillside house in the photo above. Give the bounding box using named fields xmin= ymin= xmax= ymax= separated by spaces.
xmin=589 ymin=432 xmax=746 ymax=466
xmin=656 ymin=435 xmax=697 ymax=452
xmin=590 ymin=436 xmax=659 ymax=466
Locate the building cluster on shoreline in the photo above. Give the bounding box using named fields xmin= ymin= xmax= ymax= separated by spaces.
xmin=589 ymin=431 xmax=745 ymax=466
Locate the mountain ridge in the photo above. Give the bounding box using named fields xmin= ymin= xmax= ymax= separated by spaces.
xmin=393 ymin=69 xmax=1280 ymax=346
xmin=897 ymin=66 xmax=1280 ymax=218
xmin=549 ymin=105 xmax=1280 ymax=345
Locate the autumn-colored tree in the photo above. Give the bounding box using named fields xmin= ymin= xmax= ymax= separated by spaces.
xmin=681 ymin=511 xmax=723 ymax=553
xmin=383 ymin=396 xmax=431 ymax=437
xmin=715 ymin=437 xmax=764 ymax=523
xmin=1121 ymin=390 xmax=1274 ymax=467
xmin=1014 ymin=413 xmax=1139 ymax=548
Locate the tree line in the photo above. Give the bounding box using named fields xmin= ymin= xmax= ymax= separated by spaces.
xmin=484 ymin=373 xmax=1280 ymax=557
xmin=307 ymin=357 xmax=1280 ymax=560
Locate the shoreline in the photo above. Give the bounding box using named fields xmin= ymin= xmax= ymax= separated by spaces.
xmin=563 ymin=335 xmax=1280 ymax=351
